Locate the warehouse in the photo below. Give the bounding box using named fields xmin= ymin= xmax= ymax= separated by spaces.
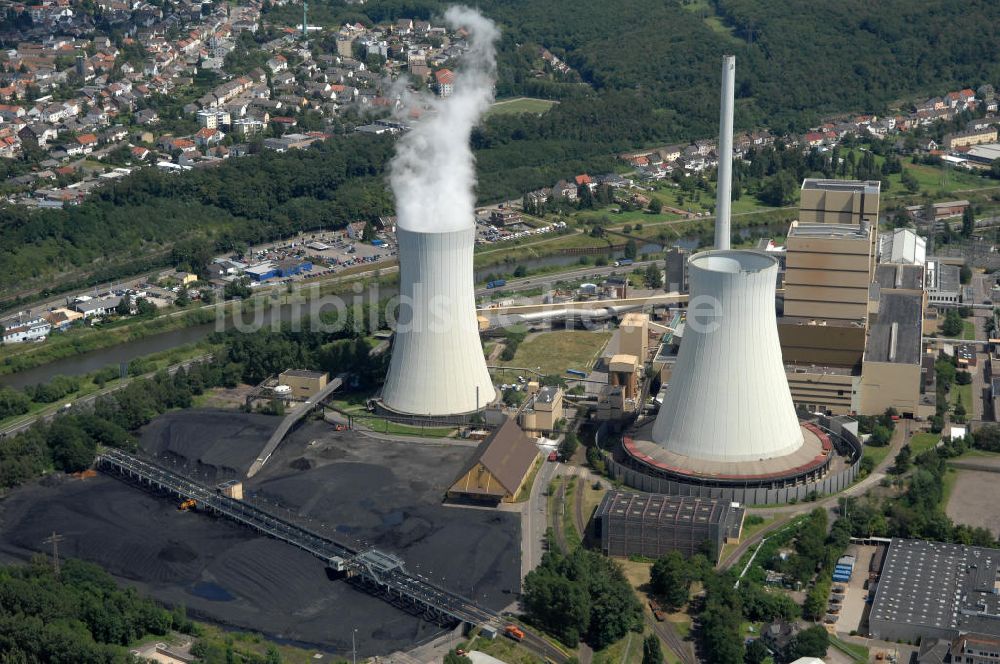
xmin=593 ymin=491 xmax=745 ymax=563
xmin=869 ymin=539 xmax=1000 ymax=643
xmin=447 ymin=419 xmax=540 ymax=505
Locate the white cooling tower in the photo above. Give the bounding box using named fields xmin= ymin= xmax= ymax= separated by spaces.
xmin=652 ymin=250 xmax=803 ymax=461
xmin=381 ymin=226 xmax=496 ymax=416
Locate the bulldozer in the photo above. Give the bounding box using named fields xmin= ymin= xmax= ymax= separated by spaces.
xmin=178 ymin=498 xmax=197 ymax=511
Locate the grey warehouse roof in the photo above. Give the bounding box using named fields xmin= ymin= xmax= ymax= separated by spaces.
xmin=866 ymin=291 xmax=922 ymax=365
xmin=801 ymin=178 xmax=881 ymax=195
xmin=871 ymin=539 xmax=1000 ymax=639
xmin=594 ymin=490 xmax=744 ymax=529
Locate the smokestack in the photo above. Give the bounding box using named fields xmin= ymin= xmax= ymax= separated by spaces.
xmin=714 ymin=55 xmax=735 ymax=250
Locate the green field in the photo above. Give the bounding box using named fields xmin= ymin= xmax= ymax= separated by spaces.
xmin=487 ymin=97 xmax=559 ymax=117
xmin=863 ymin=443 xmax=892 ymax=468
xmin=496 ymin=330 xmax=613 ymax=376
xmin=963 ymin=320 xmax=978 ymax=341
xmin=910 ymin=433 xmax=941 ymax=455
xmin=951 ymin=381 xmax=973 ymax=410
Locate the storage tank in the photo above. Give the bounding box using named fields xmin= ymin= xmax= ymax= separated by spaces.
xmin=651 ymin=250 xmax=803 ymax=461
xmin=381 ymin=226 xmax=496 ymax=415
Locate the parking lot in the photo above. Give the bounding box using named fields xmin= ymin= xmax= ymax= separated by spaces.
xmin=834 ymin=544 xmax=875 ymax=635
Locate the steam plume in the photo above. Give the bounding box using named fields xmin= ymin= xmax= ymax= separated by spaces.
xmin=389 ymin=6 xmax=499 ymax=233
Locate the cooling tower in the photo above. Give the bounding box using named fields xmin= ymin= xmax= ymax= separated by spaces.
xmin=381 ymin=226 xmax=496 ymax=416
xmin=652 ymin=250 xmax=803 ymax=461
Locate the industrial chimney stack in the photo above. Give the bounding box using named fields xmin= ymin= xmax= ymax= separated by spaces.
xmin=714 ymin=55 xmax=736 ymax=250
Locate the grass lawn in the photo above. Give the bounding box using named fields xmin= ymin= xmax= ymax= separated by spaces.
xmin=950 ymin=381 xmax=973 ymax=410
xmin=350 ymin=416 xmax=455 ymax=438
xmin=496 ymin=330 xmax=613 ymax=376
xmin=464 ymin=633 xmax=547 ymax=664
xmin=863 ymin=443 xmax=892 ymax=468
xmin=514 ymin=455 xmax=543 ymax=503
xmin=829 ymin=635 xmax=869 ymax=663
xmin=720 ymin=515 xmax=774 ymax=562
xmin=562 ymin=476 xmax=582 ymax=549
xmin=910 ymin=433 xmax=942 ymax=455
xmin=963 ymin=320 xmax=978 ymax=340
xmin=942 ymin=466 xmax=960 ymax=505
xmin=593 ymin=630 xmax=642 ymax=664
xmin=486 ymin=97 xmax=559 ymax=117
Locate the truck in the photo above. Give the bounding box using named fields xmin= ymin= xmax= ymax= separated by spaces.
xmin=614 ymin=259 xmax=634 ymax=267
xmin=504 ymin=625 xmax=524 ymax=642
xmin=486 ymin=279 xmax=507 ymax=289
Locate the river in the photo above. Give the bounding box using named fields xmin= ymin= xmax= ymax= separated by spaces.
xmin=2 ymin=239 xmax=718 ymax=389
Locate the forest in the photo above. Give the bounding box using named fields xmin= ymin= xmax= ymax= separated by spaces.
xmin=6 ymin=0 xmax=1000 ymax=303
xmin=0 ymin=557 xmax=194 ymax=663
xmin=0 ymin=135 xmax=395 ymax=304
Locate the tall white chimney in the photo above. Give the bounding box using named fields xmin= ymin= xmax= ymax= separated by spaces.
xmin=715 ymin=55 xmax=736 ymax=250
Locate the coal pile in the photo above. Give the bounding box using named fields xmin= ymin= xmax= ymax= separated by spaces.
xmin=0 ymin=410 xmax=521 ymax=657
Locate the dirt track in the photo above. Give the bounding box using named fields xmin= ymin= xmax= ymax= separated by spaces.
xmin=0 ymin=410 xmax=521 ymax=657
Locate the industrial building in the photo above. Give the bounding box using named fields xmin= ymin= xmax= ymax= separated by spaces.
xmin=447 ymin=419 xmax=540 ymax=504
xmin=777 ymin=181 xmax=880 ymax=415
xmin=926 ymin=259 xmax=962 ymax=305
xmin=798 ymin=178 xmax=881 ymax=229
xmin=665 ymin=246 xmax=689 ymax=293
xmin=277 ymin=369 xmax=329 ymax=400
xmin=593 ymin=491 xmax=744 ymax=563
xmin=869 ymin=539 xmax=1000 ymax=643
xmin=519 ymin=385 xmax=564 ymax=434
xmin=380 ymin=226 xmax=497 ymax=416
xmin=858 ymin=264 xmax=926 ymax=415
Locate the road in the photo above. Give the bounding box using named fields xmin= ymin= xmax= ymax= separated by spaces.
xmin=520 ymin=458 xmax=560 ymax=581
xmin=719 ymin=420 xmax=911 ymax=570
xmin=0 ymin=353 xmax=213 ymax=439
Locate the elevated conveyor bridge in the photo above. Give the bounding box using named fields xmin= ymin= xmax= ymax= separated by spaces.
xmin=96 ymin=449 xmax=499 ymax=629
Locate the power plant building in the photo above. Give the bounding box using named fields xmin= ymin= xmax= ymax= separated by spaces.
xmin=858 ymin=264 xmax=926 ymax=416
xmin=779 ymin=180 xmax=880 ymax=415
xmin=381 ymin=226 xmax=497 ymax=416
xmin=798 ymin=179 xmax=881 ymax=229
xmin=594 ymin=491 xmax=745 ymax=563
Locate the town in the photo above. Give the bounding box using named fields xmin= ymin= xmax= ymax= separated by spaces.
xmin=5 ymin=2 xmax=1000 ymax=664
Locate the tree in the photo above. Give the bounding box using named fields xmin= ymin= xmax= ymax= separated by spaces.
xmin=224 ymin=277 xmax=252 ymax=300
xmin=786 ymin=625 xmax=829 ymax=660
xmin=362 ymin=220 xmax=377 ymax=242
xmin=900 ymin=168 xmax=920 ymax=193
xmin=174 ymin=289 xmax=190 ymax=307
xmin=558 ymin=431 xmax=579 ymax=459
xmin=650 ymin=551 xmax=691 ymax=609
xmin=953 ymin=395 xmax=967 ymax=423
xmin=648 ymin=198 xmax=663 ymax=214
xmin=624 ymin=239 xmax=638 ymax=260
xmin=443 ymin=650 xmax=472 ymax=664
xmin=513 ymin=265 xmax=527 ymax=278
xmin=941 ymin=309 xmax=964 ymax=337
xmin=962 ymin=205 xmax=975 ymax=238
xmin=644 ymin=263 xmax=663 ymax=289
xmin=641 ymin=635 xmax=663 ymax=664
xmin=116 ymin=298 xmax=132 ymax=316
xmin=960 ymin=264 xmax=972 ymax=284
xmin=974 ymin=424 xmax=1000 ymax=452
xmin=744 ymin=638 xmax=770 ymax=664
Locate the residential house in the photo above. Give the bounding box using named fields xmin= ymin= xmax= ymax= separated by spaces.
xmin=194 ymin=127 xmax=224 ymax=146
xmin=434 ymin=68 xmax=454 ymax=97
